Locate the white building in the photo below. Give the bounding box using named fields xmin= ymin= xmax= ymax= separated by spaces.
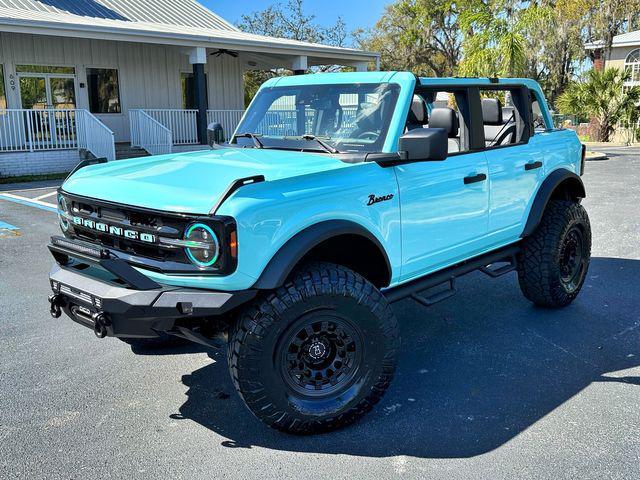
xmin=0 ymin=0 xmax=379 ymax=177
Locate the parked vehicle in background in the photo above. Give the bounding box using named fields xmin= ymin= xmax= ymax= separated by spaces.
xmin=48 ymin=72 xmax=590 ymax=434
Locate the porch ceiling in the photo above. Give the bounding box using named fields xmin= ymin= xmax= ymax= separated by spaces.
xmin=0 ymin=6 xmax=379 ymax=67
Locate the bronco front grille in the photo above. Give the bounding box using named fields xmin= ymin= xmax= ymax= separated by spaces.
xmin=58 ymin=191 xmax=238 ymax=275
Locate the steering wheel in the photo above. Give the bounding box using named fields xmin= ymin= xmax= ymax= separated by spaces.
xmin=357 ymin=131 xmax=379 ymax=141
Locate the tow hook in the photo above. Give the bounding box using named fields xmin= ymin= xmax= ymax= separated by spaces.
xmin=48 ymin=294 xmax=65 ymax=318
xmin=92 ymin=312 xmax=111 ymax=339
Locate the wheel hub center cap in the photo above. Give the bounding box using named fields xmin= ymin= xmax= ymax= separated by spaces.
xmin=307 ymin=341 xmax=328 ymax=361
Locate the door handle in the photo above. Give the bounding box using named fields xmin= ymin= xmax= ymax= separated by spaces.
xmin=463 ymin=173 xmax=487 ymax=185
xmin=524 ymin=161 xmax=543 ymax=171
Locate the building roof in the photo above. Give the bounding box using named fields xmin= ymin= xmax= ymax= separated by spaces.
xmin=0 ymin=1 xmax=378 ymax=65
xmin=0 ymin=0 xmax=237 ymax=30
xmin=585 ymin=30 xmax=640 ymax=50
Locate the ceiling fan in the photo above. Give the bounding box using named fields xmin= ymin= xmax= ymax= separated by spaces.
xmin=210 ymin=49 xmax=239 ymax=58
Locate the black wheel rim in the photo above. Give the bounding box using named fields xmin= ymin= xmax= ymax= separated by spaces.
xmin=280 ymin=311 xmax=363 ymax=398
xmin=559 ymin=226 xmax=587 ymax=293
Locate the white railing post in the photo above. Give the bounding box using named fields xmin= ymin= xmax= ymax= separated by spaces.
xmin=25 ymin=111 xmax=34 ymax=152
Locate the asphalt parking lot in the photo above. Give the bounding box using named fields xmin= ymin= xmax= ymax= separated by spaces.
xmin=1 ymin=148 xmax=639 ymax=479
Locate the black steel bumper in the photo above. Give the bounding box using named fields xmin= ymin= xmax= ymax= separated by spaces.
xmin=47 ymin=236 xmax=256 ymax=340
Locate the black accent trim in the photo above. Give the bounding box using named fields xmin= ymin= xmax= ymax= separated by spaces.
xmin=252 ymin=220 xmax=391 ymax=289
xmin=580 ymin=144 xmax=586 ymax=176
xmin=524 ymin=161 xmax=543 ymax=171
xmin=209 ymin=175 xmax=265 ymax=215
xmin=49 ymin=263 xmax=257 ymax=340
xmin=384 ymin=244 xmax=520 ymax=304
xmin=521 ymin=169 xmax=586 ymax=237
xmin=49 ymin=236 xmax=161 ymax=290
xmin=464 ymin=173 xmax=487 ymax=184
xmin=65 ymin=157 xmax=107 ymax=181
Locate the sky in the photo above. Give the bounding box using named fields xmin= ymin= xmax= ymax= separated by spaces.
xmin=198 ymin=0 xmax=389 ymax=37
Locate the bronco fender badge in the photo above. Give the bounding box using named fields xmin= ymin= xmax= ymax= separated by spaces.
xmin=367 ymin=193 xmax=394 ymax=206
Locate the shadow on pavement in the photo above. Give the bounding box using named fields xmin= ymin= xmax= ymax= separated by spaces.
xmin=172 ymin=257 xmax=639 ymax=458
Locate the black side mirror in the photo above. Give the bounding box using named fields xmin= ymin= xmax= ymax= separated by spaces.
xmin=398 ymin=128 xmax=448 ymax=161
xmin=207 ymin=122 xmax=225 ymax=147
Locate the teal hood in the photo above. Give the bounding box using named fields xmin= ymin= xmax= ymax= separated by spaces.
xmin=62 ymin=148 xmax=352 ymax=214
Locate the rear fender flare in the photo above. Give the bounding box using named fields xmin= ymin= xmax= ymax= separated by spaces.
xmin=522 ymin=169 xmax=586 ymax=237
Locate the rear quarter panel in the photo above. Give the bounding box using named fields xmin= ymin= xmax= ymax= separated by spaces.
xmin=520 ymin=128 xmax=583 ymax=231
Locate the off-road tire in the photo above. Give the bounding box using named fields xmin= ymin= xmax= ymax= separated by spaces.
xmin=517 ymin=200 xmax=591 ymax=308
xmin=228 ymin=262 xmax=398 ymax=434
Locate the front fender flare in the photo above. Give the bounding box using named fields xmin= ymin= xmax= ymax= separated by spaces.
xmin=522 ymin=168 xmax=586 ymax=237
xmin=252 ymin=220 xmax=391 ymax=290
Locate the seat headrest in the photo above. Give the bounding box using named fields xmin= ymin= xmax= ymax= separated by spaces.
xmin=482 ymin=98 xmax=503 ymax=125
xmin=409 ymin=95 xmax=427 ymax=124
xmin=429 ymin=107 xmax=459 ymax=138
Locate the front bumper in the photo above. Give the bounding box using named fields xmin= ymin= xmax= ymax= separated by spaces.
xmin=47 ymin=236 xmax=256 ymax=340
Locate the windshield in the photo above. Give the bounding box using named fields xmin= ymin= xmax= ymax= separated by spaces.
xmin=233 ymin=82 xmax=400 ymax=153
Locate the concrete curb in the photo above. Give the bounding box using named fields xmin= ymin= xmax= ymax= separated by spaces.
xmin=585 ymin=151 xmax=608 ymax=161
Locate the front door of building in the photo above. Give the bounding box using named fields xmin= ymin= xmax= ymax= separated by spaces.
xmin=17 ymin=69 xmax=77 ymax=148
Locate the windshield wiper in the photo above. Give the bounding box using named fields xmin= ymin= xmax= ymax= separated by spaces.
xmin=233 ymin=132 xmax=264 ymax=149
xmin=301 ymin=134 xmax=340 ymax=154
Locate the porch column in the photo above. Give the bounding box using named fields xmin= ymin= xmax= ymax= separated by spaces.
xmin=292 ymin=56 xmax=308 ymax=75
xmin=189 ymin=47 xmax=208 ymax=144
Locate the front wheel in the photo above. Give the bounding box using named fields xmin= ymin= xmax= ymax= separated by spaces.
xmin=517 ymin=200 xmax=591 ymax=308
xmin=228 ymin=262 xmax=398 ymax=434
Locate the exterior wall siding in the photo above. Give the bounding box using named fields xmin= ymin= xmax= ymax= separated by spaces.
xmin=0 ymin=32 xmax=245 ymax=142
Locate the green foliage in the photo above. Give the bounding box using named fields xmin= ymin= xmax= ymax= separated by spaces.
xmin=238 ymin=0 xmax=349 ymax=106
xmin=558 ymin=68 xmax=640 ymax=141
xmin=355 ymin=0 xmax=460 ymax=76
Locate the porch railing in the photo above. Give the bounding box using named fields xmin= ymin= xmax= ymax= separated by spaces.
xmin=144 ymin=109 xmax=199 ymax=145
xmin=0 ymin=109 xmax=78 ymax=152
xmin=0 ymin=108 xmax=115 ymax=160
xmin=207 ymin=110 xmax=245 ymax=141
xmin=129 ymin=110 xmax=172 ymax=156
xmin=77 ymin=110 xmax=116 ymax=161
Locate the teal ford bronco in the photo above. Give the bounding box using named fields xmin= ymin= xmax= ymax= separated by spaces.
xmin=49 ymin=72 xmax=590 ymax=434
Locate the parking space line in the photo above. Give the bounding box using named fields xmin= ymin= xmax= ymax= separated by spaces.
xmin=0 ymin=219 xmax=20 ymax=237
xmin=0 ymin=220 xmax=19 ymax=230
xmin=33 ymin=191 xmax=58 ymax=201
xmin=0 ymin=193 xmax=57 ymax=213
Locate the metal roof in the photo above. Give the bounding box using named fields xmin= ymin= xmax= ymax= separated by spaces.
xmin=0 ymin=5 xmax=378 ymax=63
xmin=585 ymin=30 xmax=640 ymax=50
xmin=0 ymin=0 xmax=238 ymax=30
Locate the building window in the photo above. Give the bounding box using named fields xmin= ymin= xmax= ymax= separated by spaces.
xmin=625 ymin=49 xmax=640 ymax=83
xmin=0 ymin=65 xmax=6 ymax=109
xmin=87 ymin=68 xmax=121 ymax=113
xmin=16 ymin=65 xmax=75 ymax=74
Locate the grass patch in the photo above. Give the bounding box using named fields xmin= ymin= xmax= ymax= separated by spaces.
xmin=0 ymin=172 xmax=69 ymax=184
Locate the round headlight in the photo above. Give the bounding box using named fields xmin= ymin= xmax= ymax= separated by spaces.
xmin=57 ymin=194 xmax=69 ymax=231
xmin=184 ymin=223 xmax=219 ymax=268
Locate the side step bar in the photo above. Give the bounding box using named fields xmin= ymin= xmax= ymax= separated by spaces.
xmin=384 ymin=244 xmax=520 ymax=306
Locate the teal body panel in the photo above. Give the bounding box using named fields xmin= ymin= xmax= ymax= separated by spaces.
xmin=59 ymin=72 xmax=583 ymax=292
xmin=395 ymin=151 xmax=489 ymax=282
xmin=63 ymin=148 xmax=354 ymax=214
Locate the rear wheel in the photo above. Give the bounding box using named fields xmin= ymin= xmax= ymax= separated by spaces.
xmin=517 ymin=200 xmax=591 ymax=308
xmin=228 ymin=262 xmax=398 ymax=434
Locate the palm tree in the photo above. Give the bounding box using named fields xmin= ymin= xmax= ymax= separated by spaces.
xmin=557 ymin=67 xmax=640 ymax=142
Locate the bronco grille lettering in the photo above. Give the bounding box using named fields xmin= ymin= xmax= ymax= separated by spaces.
xmin=71 ymin=216 xmax=156 ymax=243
